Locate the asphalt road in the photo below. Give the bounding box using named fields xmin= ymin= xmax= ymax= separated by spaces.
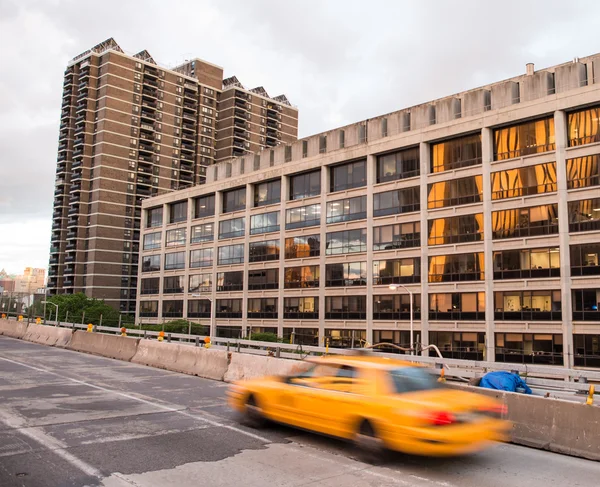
xmin=0 ymin=336 xmax=597 ymax=487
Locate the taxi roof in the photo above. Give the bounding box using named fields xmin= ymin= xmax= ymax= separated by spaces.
xmin=306 ymin=353 xmax=423 ymax=370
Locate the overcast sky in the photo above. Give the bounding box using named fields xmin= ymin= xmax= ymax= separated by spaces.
xmin=1 ymin=0 xmax=600 ymax=276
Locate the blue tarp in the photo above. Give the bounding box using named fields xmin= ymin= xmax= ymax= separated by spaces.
xmin=479 ymin=371 xmax=532 ymax=394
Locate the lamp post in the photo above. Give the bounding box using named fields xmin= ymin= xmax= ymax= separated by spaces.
xmin=191 ymin=294 xmax=213 ymax=339
xmin=41 ymin=301 xmax=58 ymax=326
xmin=388 ymin=284 xmax=414 ymax=355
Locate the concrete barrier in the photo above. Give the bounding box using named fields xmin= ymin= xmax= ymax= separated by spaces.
xmin=224 ymin=352 xmax=312 ymax=382
xmin=132 ymin=340 xmax=228 ymax=381
xmin=67 ymin=330 xmax=139 ymax=361
xmin=449 ymin=384 xmax=600 ymax=461
xmin=0 ymin=319 xmax=27 ymax=339
xmin=23 ymin=324 xmax=73 ymax=348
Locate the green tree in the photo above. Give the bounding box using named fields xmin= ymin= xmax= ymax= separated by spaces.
xmin=41 ymin=293 xmax=123 ymax=326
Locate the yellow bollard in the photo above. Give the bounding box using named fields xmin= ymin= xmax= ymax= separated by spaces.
xmin=1 ymin=314 xmax=5 ymax=319
xmin=587 ymin=385 xmax=595 ymax=406
xmin=204 ymin=336 xmax=211 ymax=348
xmin=87 ymin=323 xmax=93 ymax=333
xmin=438 ymin=368 xmax=446 ymax=383
xmin=120 ymin=327 xmax=127 ymax=337
xmin=18 ymin=315 xmax=23 ymax=322
xmin=35 ymin=317 xmax=41 ymax=324
xmin=158 ymin=331 xmax=165 ymax=342
xmin=325 ymin=337 xmax=329 ymax=354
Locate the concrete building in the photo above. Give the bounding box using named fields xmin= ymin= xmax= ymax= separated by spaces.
xmin=137 ymin=54 xmax=600 ymax=368
xmin=48 ymin=38 xmax=298 ymax=313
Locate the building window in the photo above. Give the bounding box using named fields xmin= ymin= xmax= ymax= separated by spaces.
xmin=217 ymin=271 xmax=243 ymax=291
xmin=570 ymin=243 xmax=600 ymax=276
xmin=290 ymin=170 xmax=321 ymax=200
xmin=284 ymin=297 xmax=318 ymax=319
xmin=188 ymin=299 xmax=211 ymax=318
xmin=248 ymin=268 xmax=279 ymax=290
xmin=285 ymin=235 xmax=320 ymax=259
xmin=330 ymin=159 xmax=366 ymax=192
xmin=325 ymin=262 xmax=367 ymax=287
xmin=166 ymin=228 xmax=186 ymax=247
xmin=326 ymin=196 xmax=367 ymax=223
xmin=216 ymin=299 xmax=242 ymax=318
xmin=142 ymin=254 xmax=160 ymax=272
xmin=254 ymin=179 xmax=281 ymax=207
xmin=162 ymin=300 xmax=183 ymax=318
xmin=373 ymin=222 xmax=420 ymax=250
xmin=194 ymin=194 xmax=215 ymax=218
xmin=428 ymin=214 xmax=484 ymax=246
xmin=494 ymin=291 xmax=562 ymax=321
xmin=373 ymin=258 xmax=420 ymax=285
xmin=140 ymin=278 xmax=159 ymax=295
xmin=219 ymin=217 xmax=245 ymax=239
xmin=427 ymin=176 xmax=483 ymax=209
xmin=191 ymin=223 xmax=214 ymax=243
xmin=373 ymin=294 xmax=421 ymax=320
xmin=222 ymin=187 xmax=246 ymax=213
xmin=139 ymin=300 xmax=158 ymax=317
xmin=492 ymin=204 xmax=559 ymax=239
xmin=319 ymin=135 xmax=327 ymax=154
xmin=218 ymin=244 xmax=244 ymax=265
xmin=325 ymin=229 xmax=367 ymax=255
xmin=491 ymin=162 xmax=557 ymax=199
xmin=495 ymin=333 xmax=563 ymax=365
xmin=573 ymin=334 xmax=600 ymax=367
xmin=568 ymin=198 xmax=600 ymax=232
xmin=190 ymin=248 xmax=213 ymax=268
xmin=566 ymin=155 xmax=600 ymax=189
xmin=247 ymin=298 xmax=278 ymax=319
xmin=249 ymin=240 xmax=279 ymax=262
xmin=250 ymin=211 xmax=280 ymax=235
xmin=572 ymin=289 xmax=600 ymax=321
xmin=165 ymin=251 xmax=185 ymax=270
xmin=430 ymin=332 xmax=485 ymax=361
xmin=429 ymin=293 xmax=485 ymax=321
xmin=374 ymin=187 xmax=420 ymax=217
xmin=494 ymin=117 xmax=555 ymax=160
xmin=189 ymin=273 xmax=212 ymax=293
xmin=325 ymin=296 xmax=366 ymax=320
xmin=163 ymin=275 xmax=184 ymax=294
xmin=431 ymin=133 xmax=482 ymax=172
xmin=284 ymin=265 xmax=320 ymax=288
xmin=286 ymin=204 xmax=320 ymax=229
xmin=428 ymin=253 xmax=484 ymax=282
xmin=493 ymin=247 xmax=560 ymax=280
xmin=143 ymin=232 xmax=161 ymax=250
xmin=568 ymin=105 xmax=600 ymax=146
xmin=147 ymin=207 xmax=163 ymax=228
xmin=376 ymin=147 xmax=420 ymax=183
xmin=169 ymin=201 xmax=188 ymax=223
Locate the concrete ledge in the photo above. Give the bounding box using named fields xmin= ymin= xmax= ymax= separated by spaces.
xmin=23 ymin=324 xmax=73 ymax=348
xmin=67 ymin=330 xmax=139 ymax=361
xmin=0 ymin=319 xmax=27 ymax=339
xmin=132 ymin=340 xmax=228 ymax=381
xmin=224 ymin=353 xmax=312 ymax=382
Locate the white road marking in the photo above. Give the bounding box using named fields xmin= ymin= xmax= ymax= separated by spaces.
xmin=0 ymin=355 xmax=272 ymax=444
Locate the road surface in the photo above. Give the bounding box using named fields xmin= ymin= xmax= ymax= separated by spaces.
xmin=0 ymin=336 xmax=597 ymax=487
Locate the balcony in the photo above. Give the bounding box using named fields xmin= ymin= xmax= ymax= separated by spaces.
xmin=67 ymin=206 xmax=79 ymax=216
xmin=180 ymin=152 xmax=194 ymax=162
xmin=75 ymin=113 xmax=86 ymax=123
xmin=64 ymin=266 xmax=75 ymax=275
xmin=136 ymin=176 xmax=152 ymax=186
xmin=70 ymin=182 xmax=81 ymax=192
xmin=138 ymin=153 xmax=154 ymax=163
xmin=63 ymin=279 xmax=74 ymax=287
xmin=181 ymin=131 xmax=195 ymax=143
xmin=235 ymin=99 xmax=249 ymax=110
xmin=61 ymin=109 xmax=71 ymax=120
xmin=181 ymin=142 xmax=194 ymax=152
xmin=234 ymin=108 xmax=247 ymax=119
xmin=144 ymin=77 xmax=158 ymax=87
xmin=64 ymin=255 xmax=74 ymax=263
xmin=182 ymin=112 xmax=196 ymax=122
xmin=182 ymin=122 xmax=196 ymax=132
xmin=67 ymin=218 xmax=78 ymax=228
xmin=51 ymin=220 xmax=62 ymax=230
xmin=267 ymin=120 xmax=278 ymax=129
xmin=140 ymin=123 xmax=155 ymax=132
xmin=138 ymin=142 xmax=154 ymax=154
xmin=267 ymin=108 xmax=279 ymax=119
xmin=71 ymin=159 xmax=82 ymax=170
xmin=140 ymin=110 xmax=155 ymax=122
xmin=136 ymin=186 xmax=151 ymax=197
xmin=142 ymin=100 xmax=157 ymax=110
xmin=180 ymin=174 xmax=193 ymax=183
xmin=180 ymin=162 xmax=193 ymax=173
xmin=54 ymin=186 xmax=65 ymax=197
xmin=142 ymin=87 xmax=157 ymax=98
xmin=183 ymin=101 xmax=197 ymax=111
xmin=49 ymin=256 xmax=59 ymax=265
xmin=144 ymin=67 xmax=158 ymax=79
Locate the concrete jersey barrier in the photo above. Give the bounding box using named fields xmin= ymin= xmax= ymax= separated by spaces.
xmin=132 ymin=340 xmax=228 ymax=381
xmin=0 ymin=319 xmax=27 ymax=339
xmin=23 ymin=324 xmax=73 ymax=348
xmin=67 ymin=330 xmax=140 ymax=361
xmin=224 ymin=352 xmax=313 ymax=382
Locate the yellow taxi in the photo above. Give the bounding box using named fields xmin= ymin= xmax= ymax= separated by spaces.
xmin=227 ymin=354 xmax=510 ymax=459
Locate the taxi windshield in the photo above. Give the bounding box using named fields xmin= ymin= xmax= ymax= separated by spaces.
xmin=389 ymin=367 xmax=441 ymax=393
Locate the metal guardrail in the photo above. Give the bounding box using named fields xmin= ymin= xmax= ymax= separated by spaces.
xmin=26 ymin=318 xmax=599 ymax=393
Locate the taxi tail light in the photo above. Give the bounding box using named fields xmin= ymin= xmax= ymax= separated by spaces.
xmin=427 ymin=411 xmax=456 ymax=426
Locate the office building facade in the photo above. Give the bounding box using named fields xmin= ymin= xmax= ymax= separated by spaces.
xmin=137 ymin=56 xmax=600 ymax=368
xmin=48 ymin=38 xmax=297 ymax=312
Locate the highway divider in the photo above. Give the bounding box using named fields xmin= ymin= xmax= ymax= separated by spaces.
xmin=224 ymin=352 xmax=312 ymax=382
xmin=67 ymin=330 xmax=140 ymax=361
xmin=23 ymin=324 xmax=73 ymax=347
xmin=0 ymin=319 xmax=27 ymax=339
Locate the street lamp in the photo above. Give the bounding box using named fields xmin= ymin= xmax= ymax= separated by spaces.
xmin=41 ymin=301 xmax=58 ymax=326
xmin=191 ymin=294 xmax=213 ymax=339
xmin=388 ymin=284 xmax=414 ymax=355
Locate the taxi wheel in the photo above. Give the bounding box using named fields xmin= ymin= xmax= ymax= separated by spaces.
xmin=355 ymin=420 xmax=386 ymax=465
xmin=243 ymin=395 xmax=266 ymax=429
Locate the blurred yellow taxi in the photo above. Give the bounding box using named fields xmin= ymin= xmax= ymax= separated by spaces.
xmin=227 ymin=354 xmax=510 ymax=458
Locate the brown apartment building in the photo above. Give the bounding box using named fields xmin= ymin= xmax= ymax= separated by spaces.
xmin=48 ymin=38 xmax=298 ymax=313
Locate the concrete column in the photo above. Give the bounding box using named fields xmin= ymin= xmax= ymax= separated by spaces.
xmin=182 ymin=196 xmax=194 ymax=320
xmin=212 ymin=191 xmax=223 ymax=337
xmin=317 ymin=166 xmax=329 ymax=346
xmin=242 ymin=183 xmax=253 ymax=337
xmin=277 ymin=176 xmax=289 ymax=338
xmin=481 ymin=127 xmax=495 ymax=362
xmin=157 ymin=202 xmax=168 ymax=322
xmin=554 ymin=110 xmax=574 ymax=368
xmin=419 ymin=142 xmax=430 ymax=348
xmin=365 ymin=154 xmax=376 ymax=345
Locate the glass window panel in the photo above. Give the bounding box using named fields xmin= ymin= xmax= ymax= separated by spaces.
xmin=431 ymin=133 xmax=482 ymax=172
xmin=494 ymin=117 xmax=555 ymax=160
